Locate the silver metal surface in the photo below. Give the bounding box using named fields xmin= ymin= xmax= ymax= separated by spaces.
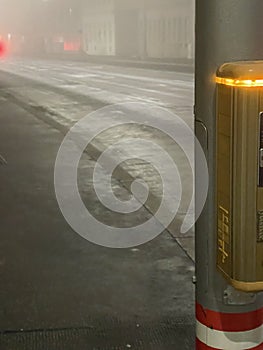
xmin=223 ymin=286 xmax=256 ymax=306
xmin=195 ymin=0 xmax=263 ymax=311
xmin=0 ymin=154 xmax=7 ymax=165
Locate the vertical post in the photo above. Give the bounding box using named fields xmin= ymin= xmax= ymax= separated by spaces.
xmin=195 ymin=1 xmax=263 ymax=349
xmin=140 ymin=0 xmax=147 ymax=60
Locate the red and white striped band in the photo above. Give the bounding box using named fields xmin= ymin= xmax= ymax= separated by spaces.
xmin=196 ymin=302 xmax=263 ymax=349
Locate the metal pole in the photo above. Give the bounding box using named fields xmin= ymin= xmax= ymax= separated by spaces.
xmin=195 ymin=1 xmax=263 ymax=348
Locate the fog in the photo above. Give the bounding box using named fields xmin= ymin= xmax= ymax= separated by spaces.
xmin=0 ymin=0 xmax=194 ymax=60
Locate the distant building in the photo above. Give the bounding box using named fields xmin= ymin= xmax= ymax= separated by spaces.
xmin=114 ymin=0 xmax=145 ymax=58
xmin=82 ymin=0 xmax=116 ymax=56
xmin=82 ymin=0 xmax=194 ymax=59
xmin=144 ymin=0 xmax=195 ymax=59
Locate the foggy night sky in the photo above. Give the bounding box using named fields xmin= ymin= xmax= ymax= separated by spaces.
xmin=0 ymin=0 xmax=81 ymax=35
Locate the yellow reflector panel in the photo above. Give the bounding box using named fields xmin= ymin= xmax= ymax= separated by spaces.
xmin=216 ymin=61 xmax=263 ymax=87
xmin=216 ymin=77 xmax=263 ymax=87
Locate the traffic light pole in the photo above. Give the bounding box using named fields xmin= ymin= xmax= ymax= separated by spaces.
xmin=195 ymin=1 xmax=263 ymax=349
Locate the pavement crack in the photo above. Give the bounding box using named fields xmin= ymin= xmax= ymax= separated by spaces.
xmin=1 ymin=325 xmax=95 ymax=335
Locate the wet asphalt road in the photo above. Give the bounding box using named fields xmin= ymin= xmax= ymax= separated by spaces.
xmin=0 ymin=58 xmax=195 ymax=260
xmin=0 ymin=77 xmax=195 ymax=349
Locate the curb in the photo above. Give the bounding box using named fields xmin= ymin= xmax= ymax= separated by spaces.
xmin=15 ymin=53 xmax=195 ymax=73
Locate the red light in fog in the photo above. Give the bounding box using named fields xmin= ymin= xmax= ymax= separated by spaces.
xmin=0 ymin=40 xmax=7 ymax=57
xmin=64 ymin=41 xmax=81 ymax=51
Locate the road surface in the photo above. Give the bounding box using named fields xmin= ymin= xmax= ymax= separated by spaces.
xmin=0 ymin=57 xmax=195 ymax=349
